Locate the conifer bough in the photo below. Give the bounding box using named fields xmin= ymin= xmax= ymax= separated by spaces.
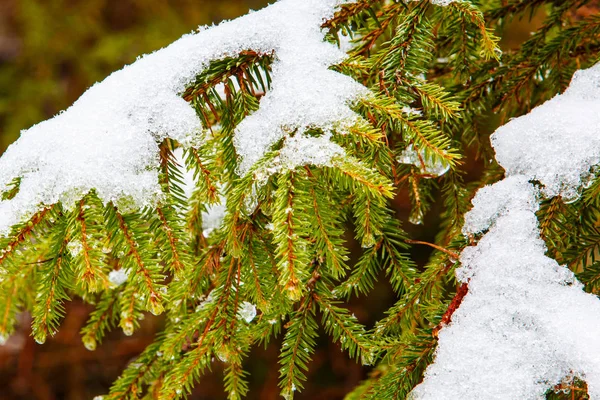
xmin=0 ymin=0 xmax=599 ymax=399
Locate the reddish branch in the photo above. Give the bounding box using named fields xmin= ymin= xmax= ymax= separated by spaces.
xmin=405 ymin=239 xmax=459 ymax=260
xmin=433 ymin=282 xmax=469 ymax=337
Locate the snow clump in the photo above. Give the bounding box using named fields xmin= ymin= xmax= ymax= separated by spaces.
xmin=0 ymin=0 xmax=366 ymax=236
xmin=412 ymin=64 xmax=600 ymax=399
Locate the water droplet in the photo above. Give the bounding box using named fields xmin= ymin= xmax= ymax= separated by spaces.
xmin=409 ymin=211 xmax=424 ymax=225
xmin=149 ymin=300 xmax=164 ymax=316
xmin=83 ymin=335 xmax=97 ymax=351
xmin=286 ymin=284 xmax=302 ymax=301
xmin=361 ymin=234 xmax=376 ymax=249
xmin=122 ymin=321 xmax=134 ymax=336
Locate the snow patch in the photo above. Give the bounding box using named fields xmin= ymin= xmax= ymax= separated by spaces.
xmin=237 ymin=301 xmax=257 ymax=323
xmin=108 ymin=269 xmax=130 ymax=286
xmin=202 ymin=202 xmax=227 ymax=237
xmin=412 ymin=0 xmax=457 ymax=6
xmin=412 ymin=64 xmax=600 ymax=399
xmin=492 ymin=64 xmax=600 ymax=201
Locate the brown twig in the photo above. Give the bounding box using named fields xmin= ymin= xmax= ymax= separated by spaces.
xmin=405 ymin=239 xmax=459 ymax=260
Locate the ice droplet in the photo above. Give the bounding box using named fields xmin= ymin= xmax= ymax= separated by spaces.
xmin=398 ymin=145 xmax=450 ymax=178
xmin=237 ymin=301 xmax=257 ymax=323
xmin=216 ymin=347 xmax=230 ymax=362
xmin=360 ymin=234 xmax=377 ymax=249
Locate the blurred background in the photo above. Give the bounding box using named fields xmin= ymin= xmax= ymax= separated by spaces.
xmin=0 ymin=1 xmax=547 ymax=399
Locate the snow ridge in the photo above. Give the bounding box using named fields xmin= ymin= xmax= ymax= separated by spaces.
xmin=0 ymin=0 xmax=364 ymax=235
xmin=411 ymin=64 xmax=600 ymax=399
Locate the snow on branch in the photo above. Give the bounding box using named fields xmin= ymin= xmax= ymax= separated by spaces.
xmin=0 ymin=0 xmax=366 ymax=235
xmin=411 ymin=64 xmax=600 ymax=399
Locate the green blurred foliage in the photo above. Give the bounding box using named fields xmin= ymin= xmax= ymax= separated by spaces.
xmin=0 ymin=0 xmax=269 ymax=153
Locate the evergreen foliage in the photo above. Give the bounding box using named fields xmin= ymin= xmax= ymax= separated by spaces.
xmin=0 ymin=0 xmax=600 ymax=398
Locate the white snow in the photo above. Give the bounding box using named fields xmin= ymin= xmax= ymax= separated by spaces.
xmin=0 ymin=0 xmax=365 ymax=236
xmin=412 ymin=0 xmax=457 ymax=5
xmin=237 ymin=301 xmax=257 ymax=323
xmin=278 ymin=132 xmax=345 ymax=171
xmin=173 ymin=148 xmax=227 ymax=236
xmin=201 ymin=202 xmax=227 ymax=237
xmin=67 ymin=240 xmax=83 ymax=257
xmin=173 ymin=148 xmax=196 ymax=203
xmin=253 ymin=132 xmax=346 ymax=183
xmin=411 ymin=64 xmax=600 ymax=399
xmin=430 ymin=0 xmax=456 ymax=5
xmin=492 ymin=65 xmax=600 ymax=202
xmin=108 ymin=269 xmax=130 ymax=286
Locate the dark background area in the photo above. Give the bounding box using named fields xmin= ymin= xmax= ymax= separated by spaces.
xmin=0 ymin=1 xmax=546 ymax=399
